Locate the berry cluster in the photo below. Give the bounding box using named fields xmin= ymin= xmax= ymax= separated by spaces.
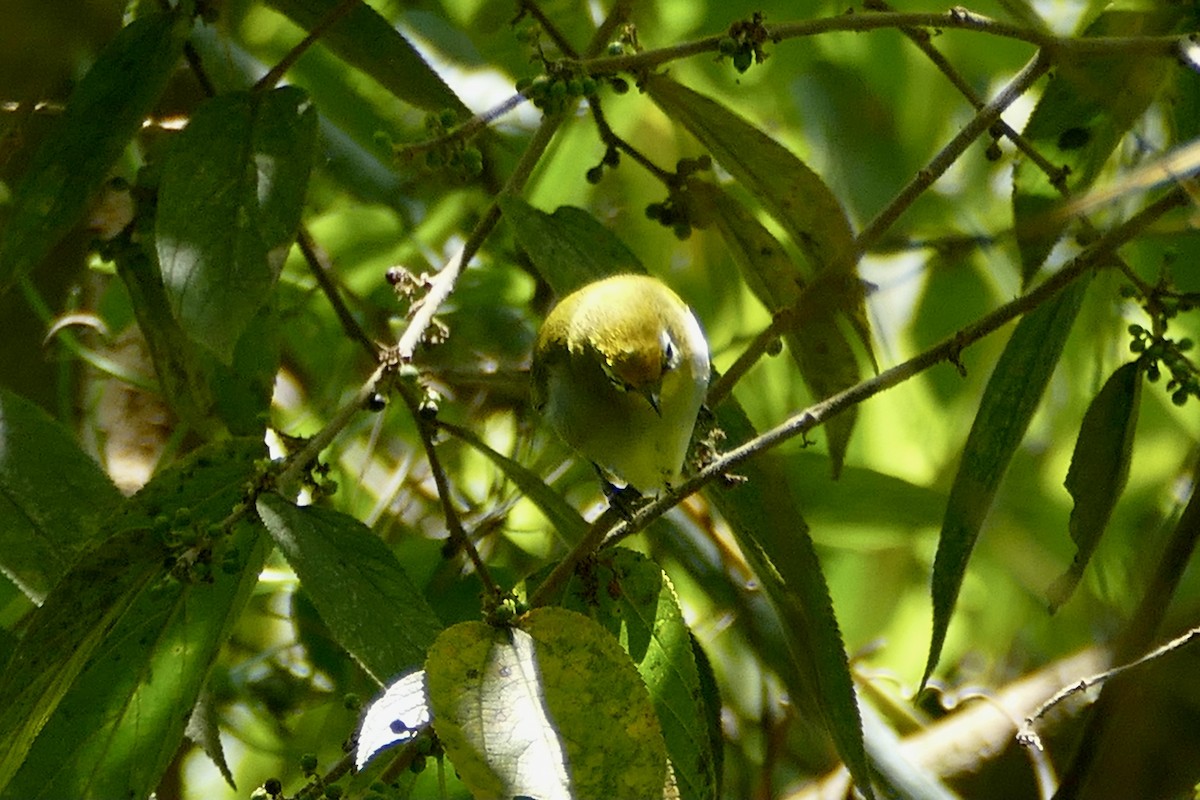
xmin=644 ymin=156 xmax=714 ymax=240
xmin=402 ymin=109 xmax=482 ymax=179
xmin=1124 ymin=282 xmax=1199 ymax=406
xmin=718 ymin=12 xmax=771 ymax=74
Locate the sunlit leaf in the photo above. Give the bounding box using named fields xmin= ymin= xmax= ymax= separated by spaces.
xmin=355 ymin=669 xmax=432 ymax=771
xmin=0 ymin=389 xmax=121 ymax=602
xmin=561 ymin=548 xmax=718 ymax=800
xmin=1048 ymin=360 xmax=1142 ymax=610
xmin=1013 ymin=8 xmax=1181 ymax=283
xmin=157 ymin=86 xmax=317 ymax=361
xmin=0 ymin=12 xmax=186 ymax=288
xmin=425 ymin=608 xmax=667 ymax=800
xmin=924 ymin=278 xmax=1091 ymax=688
xmin=257 ymin=494 xmax=444 ymax=683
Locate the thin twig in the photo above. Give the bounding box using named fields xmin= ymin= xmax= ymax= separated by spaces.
xmin=395 ymin=382 xmax=500 ymax=599
xmin=1017 ymin=625 xmax=1200 ymax=751
xmin=517 ymin=0 xmax=579 ymax=59
xmin=296 ymin=226 xmax=378 ymax=358
xmin=254 ymin=0 xmax=360 ymax=93
xmin=588 ymin=99 xmax=673 ymax=182
xmin=568 ymin=10 xmax=1184 ymax=75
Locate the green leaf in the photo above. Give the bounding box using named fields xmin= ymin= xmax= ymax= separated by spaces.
xmin=257 ymin=494 xmax=444 ymax=683
xmin=499 ymin=197 xmax=645 ymax=296
xmin=561 ymin=548 xmax=718 ymax=800
xmin=5 ymin=524 xmax=266 ymax=800
xmin=266 ymin=0 xmax=471 ymax=115
xmin=0 ymin=12 xmax=186 ymax=288
xmin=445 ymin=422 xmax=588 ymax=547
xmin=644 ymin=75 xmax=855 ymax=276
xmin=0 ymin=437 xmax=263 ymax=795
xmin=1048 ymin=360 xmax=1142 ymax=610
xmin=156 ymin=86 xmax=317 ymax=361
xmin=425 ymin=607 xmax=668 ymax=799
xmin=704 ymin=402 xmax=874 ymax=799
xmin=924 ymin=277 xmax=1091 ymax=688
xmin=0 ymin=389 xmax=121 ymax=602
xmin=1013 ymin=8 xmax=1180 ymax=283
xmin=691 ymin=178 xmax=863 ymax=475
xmin=0 ymin=530 xmax=164 ymax=794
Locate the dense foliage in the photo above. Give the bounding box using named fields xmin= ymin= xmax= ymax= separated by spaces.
xmin=1 ymin=1 xmax=1199 ymax=798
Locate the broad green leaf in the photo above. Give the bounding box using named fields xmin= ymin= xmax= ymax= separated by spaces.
xmin=645 ymin=75 xmax=855 ymax=275
xmin=425 ymin=607 xmax=667 ymax=800
xmin=445 ymin=422 xmax=588 ymax=546
xmin=1048 ymin=360 xmax=1142 ymax=610
xmin=704 ymin=402 xmax=874 ymax=799
xmin=1013 ymin=8 xmax=1181 ymax=283
xmin=267 ymin=0 xmax=471 ymax=115
xmin=691 ymin=178 xmax=861 ymax=475
xmin=0 ymin=437 xmax=263 ymax=795
xmin=561 ymin=548 xmax=718 ymax=800
xmin=156 ymin=86 xmax=317 ymax=361
xmin=924 ymin=278 xmax=1091 ymax=688
xmin=5 ymin=524 xmax=266 ymax=800
xmin=0 ymin=12 xmax=186 ymax=288
xmin=0 ymin=389 xmax=121 ymax=602
xmin=499 ymin=197 xmax=645 ymax=296
xmin=257 ymin=494 xmax=443 ymax=683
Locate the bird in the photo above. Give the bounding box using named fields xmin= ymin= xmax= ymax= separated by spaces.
xmin=531 ymin=274 xmax=710 ymax=494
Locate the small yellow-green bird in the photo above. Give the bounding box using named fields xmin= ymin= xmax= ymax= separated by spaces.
xmin=531 ymin=274 xmax=710 ymax=492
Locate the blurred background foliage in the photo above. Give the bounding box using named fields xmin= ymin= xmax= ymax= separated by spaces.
xmin=1 ymin=0 xmax=1199 ymax=798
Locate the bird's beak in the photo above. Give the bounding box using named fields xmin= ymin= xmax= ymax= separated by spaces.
xmin=640 ymin=386 xmax=662 ymax=416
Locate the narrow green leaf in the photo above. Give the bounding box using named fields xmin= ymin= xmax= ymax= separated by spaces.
xmin=0 ymin=437 xmax=263 ymax=795
xmin=644 ymin=75 xmax=855 ymax=276
xmin=425 ymin=608 xmax=668 ymax=799
xmin=499 ymin=197 xmax=645 ymax=296
xmin=0 ymin=12 xmax=186 ymax=287
xmin=924 ymin=278 xmax=1091 ymax=688
xmin=5 ymin=524 xmax=266 ymax=800
xmin=0 ymin=530 xmax=164 ymax=794
xmin=704 ymin=402 xmax=874 ymax=799
xmin=0 ymin=389 xmax=121 ymax=602
xmin=562 ymin=548 xmax=718 ymax=800
xmin=185 ymin=686 xmax=237 ymax=790
xmin=257 ymin=494 xmax=443 ymax=683
xmin=446 ymin=422 xmax=588 ymax=546
xmin=693 ymin=177 xmax=863 ymax=475
xmin=156 ymin=86 xmax=317 ymax=361
xmin=1013 ymin=8 xmax=1181 ymax=282
xmin=1048 ymin=360 xmax=1142 ymax=610
xmin=266 ymin=0 xmax=471 ymax=115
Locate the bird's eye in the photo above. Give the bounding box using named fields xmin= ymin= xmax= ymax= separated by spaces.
xmin=661 ymin=335 xmax=678 ymax=372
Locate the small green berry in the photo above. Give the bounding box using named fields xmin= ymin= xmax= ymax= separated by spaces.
xmin=300 ymin=753 xmax=319 ymax=774
xmin=1172 ymin=389 xmax=1189 ymax=406
xmin=609 ymin=77 xmax=629 ymax=94
xmin=732 ymin=48 xmax=753 ymax=73
xmin=586 ymin=166 xmax=604 ymax=184
xmin=324 ymin=785 xmax=344 ymax=799
xmin=579 ymin=76 xmax=598 ymax=95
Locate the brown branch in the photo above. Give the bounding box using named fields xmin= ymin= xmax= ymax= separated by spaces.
xmin=296 ymin=226 xmax=378 ymax=359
